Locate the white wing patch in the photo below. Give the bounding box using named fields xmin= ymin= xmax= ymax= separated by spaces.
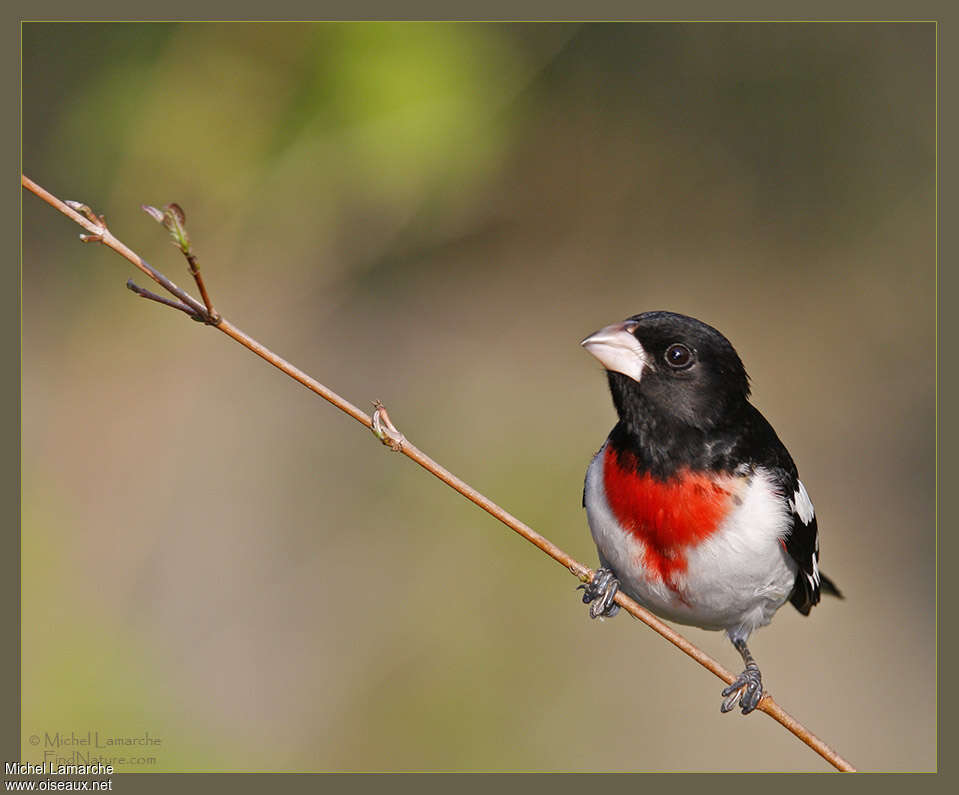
xmin=789 ymin=480 xmax=815 ymax=525
xmin=788 ymin=480 xmax=820 ymax=590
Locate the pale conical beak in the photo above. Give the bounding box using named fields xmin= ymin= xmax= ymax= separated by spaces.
xmin=581 ymin=321 xmax=648 ymax=383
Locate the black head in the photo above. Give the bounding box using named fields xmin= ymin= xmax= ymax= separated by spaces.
xmin=582 ymin=311 xmax=750 ymax=433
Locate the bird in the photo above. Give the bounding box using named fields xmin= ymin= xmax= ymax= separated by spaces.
xmin=578 ymin=310 xmax=841 ymax=714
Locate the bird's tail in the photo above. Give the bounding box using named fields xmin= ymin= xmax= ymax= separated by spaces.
xmin=820 ymin=572 xmax=843 ymax=599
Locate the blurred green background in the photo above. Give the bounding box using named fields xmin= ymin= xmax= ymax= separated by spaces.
xmin=21 ymin=22 xmax=934 ymax=772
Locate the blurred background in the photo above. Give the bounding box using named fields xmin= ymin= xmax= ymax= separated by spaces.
xmin=21 ymin=23 xmax=934 ymax=772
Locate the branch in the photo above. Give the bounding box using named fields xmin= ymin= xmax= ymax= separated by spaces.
xmin=20 ymin=174 xmax=856 ymax=773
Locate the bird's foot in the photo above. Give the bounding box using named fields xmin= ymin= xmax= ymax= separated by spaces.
xmin=578 ymin=567 xmax=621 ymax=618
xmin=720 ymin=664 xmax=764 ymax=715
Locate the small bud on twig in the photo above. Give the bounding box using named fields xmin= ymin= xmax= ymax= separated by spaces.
xmin=142 ymin=202 xmax=217 ymax=323
xmin=142 ymin=203 xmax=191 ymax=254
xmin=371 ymin=400 xmax=406 ymax=451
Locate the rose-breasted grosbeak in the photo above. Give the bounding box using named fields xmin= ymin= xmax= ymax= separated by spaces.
xmin=579 ymin=311 xmax=841 ymax=714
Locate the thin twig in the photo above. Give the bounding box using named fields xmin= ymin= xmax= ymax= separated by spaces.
xmin=126 ymin=279 xmax=205 ymax=319
xmin=141 ymin=202 xmax=219 ymax=323
xmin=24 ymin=177 xmax=208 ymax=317
xmin=185 ymin=252 xmax=217 ymax=321
xmin=20 ymin=173 xmax=856 ymax=773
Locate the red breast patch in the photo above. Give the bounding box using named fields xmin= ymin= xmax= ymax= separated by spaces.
xmin=602 ymin=445 xmax=736 ymax=590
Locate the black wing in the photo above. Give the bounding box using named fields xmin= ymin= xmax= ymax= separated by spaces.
xmin=732 ymin=404 xmax=841 ymax=615
xmin=780 ymin=470 xmax=825 ymax=615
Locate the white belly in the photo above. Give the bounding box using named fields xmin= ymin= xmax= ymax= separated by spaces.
xmin=584 ymin=444 xmax=797 ymax=640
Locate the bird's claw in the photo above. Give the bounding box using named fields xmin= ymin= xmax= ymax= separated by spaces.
xmin=578 ymin=567 xmax=621 ymax=618
xmin=720 ymin=665 xmax=764 ymax=715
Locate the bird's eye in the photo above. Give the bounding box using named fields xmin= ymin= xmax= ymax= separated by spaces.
xmin=664 ymin=343 xmax=694 ymax=369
